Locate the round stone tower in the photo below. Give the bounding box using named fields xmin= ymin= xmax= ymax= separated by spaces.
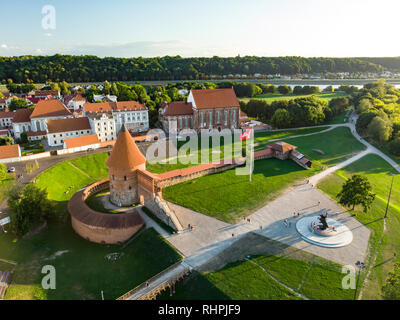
xmin=106 ymin=125 xmax=146 ymax=207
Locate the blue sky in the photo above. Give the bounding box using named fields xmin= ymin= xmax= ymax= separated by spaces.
xmin=1 ymin=0 xmax=400 ymax=57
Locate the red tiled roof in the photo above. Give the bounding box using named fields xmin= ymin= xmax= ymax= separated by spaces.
xmin=31 ymin=99 xmax=72 ymax=119
xmin=155 ymin=158 xmax=244 ymax=181
xmin=106 ymin=125 xmax=146 ymax=170
xmin=35 ymin=90 xmax=60 ymax=97
xmin=114 ymin=101 xmax=146 ymax=111
xmin=0 ymin=144 xmax=20 ymax=159
xmin=27 ymin=131 xmax=47 ymax=137
xmin=84 ymin=102 xmax=113 ymax=113
xmin=191 ymin=88 xmax=240 ymax=109
xmin=12 ymin=108 xmax=33 ymax=123
xmin=46 ymin=117 xmax=91 ymax=134
xmin=84 ymin=101 xmax=147 ymax=114
xmin=164 ymin=101 xmax=193 ymax=116
xmin=64 ymin=134 xmax=99 ymax=149
xmin=254 ymin=148 xmax=273 ymax=158
xmin=0 ymin=112 xmax=14 ymax=119
xmin=268 ymin=142 xmax=297 ymax=153
xmin=26 ymin=97 xmax=41 ymax=104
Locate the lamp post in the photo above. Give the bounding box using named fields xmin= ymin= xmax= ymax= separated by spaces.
xmin=384 ymin=174 xmax=397 ymax=219
xmin=354 ymin=261 xmax=365 ymax=300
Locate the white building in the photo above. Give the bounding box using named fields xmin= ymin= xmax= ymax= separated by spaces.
xmin=46 ymin=117 xmax=93 ymax=147
xmin=30 ymin=99 xmax=73 ymax=132
xmin=12 ymin=109 xmax=33 ymax=140
xmin=88 ymin=113 xmax=116 ymax=142
xmin=64 ymin=93 xmax=87 ymax=111
xmin=83 ymin=101 xmax=149 ymax=141
xmin=112 ymin=101 xmax=149 ymax=133
xmin=0 ymin=111 xmax=14 ymax=129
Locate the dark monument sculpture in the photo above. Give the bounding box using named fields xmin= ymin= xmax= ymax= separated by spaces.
xmin=318 ymin=212 xmax=329 ymax=230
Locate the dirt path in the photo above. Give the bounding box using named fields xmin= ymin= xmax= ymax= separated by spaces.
xmin=245 ymin=258 xmax=310 ymax=300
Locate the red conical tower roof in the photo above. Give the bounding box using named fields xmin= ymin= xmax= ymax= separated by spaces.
xmin=106 ymin=125 xmax=146 ymax=170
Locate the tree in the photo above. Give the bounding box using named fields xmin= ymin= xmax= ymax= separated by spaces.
xmin=382 ymin=263 xmax=400 ymax=300
xmin=367 ymin=116 xmax=393 ymax=145
xmin=0 ymin=136 xmax=13 ymax=146
xmin=277 ymin=85 xmax=292 ymax=95
xmin=20 ymin=132 xmax=28 ymax=144
xmin=337 ymin=174 xmax=376 ymax=212
xmin=388 ymin=137 xmax=400 ymax=156
xmin=357 ymin=99 xmax=372 ymax=113
xmin=271 ymin=108 xmax=292 ymax=128
xmin=8 ymin=184 xmax=52 ymax=236
xmin=9 ymin=98 xmax=29 ymax=111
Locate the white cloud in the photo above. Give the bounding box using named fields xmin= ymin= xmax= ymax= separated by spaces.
xmin=44 ymin=33 xmax=52 ymax=37
xmin=1 ymin=44 xmax=7 ymax=49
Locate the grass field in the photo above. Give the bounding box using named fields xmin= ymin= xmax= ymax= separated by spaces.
xmin=158 ymin=253 xmax=354 ymax=300
xmin=287 ymin=127 xmax=366 ymax=167
xmin=163 ymin=158 xmax=320 ymax=223
xmin=246 ymin=91 xmax=349 ymax=104
xmin=0 ymin=175 xmax=15 ymax=203
xmin=318 ymin=154 xmax=400 ymax=299
xmin=163 ymin=127 xmax=365 ymax=222
xmin=1 ymin=152 xmax=182 ymax=300
xmin=1 ymin=226 xmax=181 ymax=300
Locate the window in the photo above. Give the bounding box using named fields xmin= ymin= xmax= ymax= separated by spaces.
xmin=184 ymin=117 xmax=188 ymax=127
xmin=179 ymin=118 xmax=182 ymax=129
xmin=217 ymin=111 xmax=220 ymax=123
xmin=225 ymin=111 xmax=228 ymax=122
xmin=124 ymin=176 xmax=127 ymax=181
xmin=200 ymin=112 xmax=204 ymax=126
xmin=232 ymin=110 xmax=236 ymax=122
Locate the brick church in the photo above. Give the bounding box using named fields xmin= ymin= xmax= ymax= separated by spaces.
xmin=159 ymin=88 xmax=241 ymax=133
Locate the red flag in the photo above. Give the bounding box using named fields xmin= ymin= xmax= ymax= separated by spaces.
xmin=241 ymin=129 xmax=252 ymax=141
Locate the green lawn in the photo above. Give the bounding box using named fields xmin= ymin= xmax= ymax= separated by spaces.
xmin=1 ymin=226 xmax=181 ymax=300
xmin=288 ymin=127 xmax=366 ymax=167
xmin=85 ymin=189 xmax=122 ymax=214
xmin=1 ymin=152 xmax=182 ymax=300
xmin=160 ymin=260 xmax=301 ymax=300
xmin=159 ymin=253 xmax=354 ymax=300
xmin=163 ymin=158 xmax=320 ymax=223
xmin=0 ymin=175 xmax=15 ymax=203
xmin=247 ymin=91 xmax=349 ymax=104
xmin=318 ymin=154 xmax=400 ymax=300
xmin=163 ymin=127 xmax=365 ymax=222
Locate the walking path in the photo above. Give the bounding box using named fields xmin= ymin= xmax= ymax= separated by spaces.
xmin=245 ymin=258 xmax=310 ymax=300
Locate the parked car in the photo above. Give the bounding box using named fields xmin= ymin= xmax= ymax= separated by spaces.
xmin=7 ymin=167 xmax=15 ymax=173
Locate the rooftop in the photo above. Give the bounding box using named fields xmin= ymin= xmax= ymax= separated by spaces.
xmin=0 ymin=144 xmax=20 ymax=159
xmin=46 ymin=117 xmax=91 ymax=134
xmin=12 ymin=108 xmax=33 ymax=123
xmin=164 ymin=101 xmax=193 ymax=116
xmin=30 ymin=99 xmax=72 ymax=119
xmin=268 ymin=141 xmax=297 ymax=153
xmin=64 ymin=134 xmax=99 ymax=149
xmin=191 ymin=88 xmax=240 ymax=109
xmin=106 ymin=125 xmax=146 ymax=170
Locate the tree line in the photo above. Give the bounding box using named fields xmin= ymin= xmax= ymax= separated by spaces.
xmin=241 ymin=95 xmax=350 ymax=128
xmin=353 ymin=79 xmax=400 ymax=156
xmin=0 ymin=54 xmax=386 ymax=83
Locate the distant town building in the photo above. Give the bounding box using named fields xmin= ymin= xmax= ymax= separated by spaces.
xmin=46 ymin=117 xmax=93 ymax=147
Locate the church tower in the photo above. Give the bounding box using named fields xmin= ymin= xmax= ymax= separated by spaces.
xmin=106 ymin=125 xmax=146 ymax=207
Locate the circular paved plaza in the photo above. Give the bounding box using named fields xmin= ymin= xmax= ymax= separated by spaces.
xmin=296 ymin=216 xmax=353 ymax=248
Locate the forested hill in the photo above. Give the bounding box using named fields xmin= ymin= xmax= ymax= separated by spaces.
xmin=0 ymin=55 xmax=391 ymax=83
